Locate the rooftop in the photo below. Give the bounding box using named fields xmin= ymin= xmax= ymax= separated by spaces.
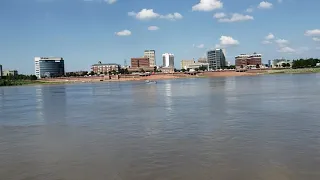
xmin=92 ymin=63 xmax=120 ymax=66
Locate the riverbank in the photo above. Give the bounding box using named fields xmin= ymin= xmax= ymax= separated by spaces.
xmin=0 ymin=79 xmax=71 ymax=87
xmin=37 ymin=71 xmax=258 ymax=85
xmin=264 ymin=68 xmax=320 ymax=74
xmin=2 ymin=68 xmax=319 ymax=87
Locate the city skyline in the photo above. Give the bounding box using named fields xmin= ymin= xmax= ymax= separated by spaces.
xmin=0 ymin=0 xmax=320 ymax=74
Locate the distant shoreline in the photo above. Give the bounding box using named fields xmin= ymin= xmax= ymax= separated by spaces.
xmin=1 ymin=68 xmax=320 ymax=87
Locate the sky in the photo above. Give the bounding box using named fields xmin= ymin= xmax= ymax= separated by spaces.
xmin=0 ymin=0 xmax=320 ymax=74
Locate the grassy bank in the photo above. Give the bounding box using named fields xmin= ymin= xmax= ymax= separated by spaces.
xmin=266 ymin=68 xmax=320 ymax=74
xmin=0 ymin=79 xmax=67 ymax=87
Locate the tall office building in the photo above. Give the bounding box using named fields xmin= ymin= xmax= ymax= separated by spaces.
xmin=207 ymin=49 xmax=226 ymax=69
xmin=144 ymin=50 xmax=156 ymax=67
xmin=162 ymin=53 xmax=174 ymax=68
xmin=0 ymin=64 xmax=2 ymax=78
xmin=34 ymin=57 xmax=65 ymax=78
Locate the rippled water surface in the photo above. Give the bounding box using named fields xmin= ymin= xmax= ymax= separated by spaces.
xmin=1 ymin=74 xmax=320 ymax=180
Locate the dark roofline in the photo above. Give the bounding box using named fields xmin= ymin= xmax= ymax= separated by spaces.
xmin=92 ymin=63 xmax=120 ymax=66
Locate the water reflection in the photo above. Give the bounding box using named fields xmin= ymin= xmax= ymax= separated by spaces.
xmin=36 ymin=86 xmax=67 ymax=124
xmin=164 ymin=82 xmax=172 ymax=112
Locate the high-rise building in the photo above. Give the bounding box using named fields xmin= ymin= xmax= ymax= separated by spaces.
xmin=34 ymin=57 xmax=65 ymax=78
xmin=144 ymin=50 xmax=156 ymax=67
xmin=207 ymin=49 xmax=226 ymax=69
xmin=131 ymin=58 xmax=150 ymax=68
xmin=162 ymin=53 xmax=174 ymax=67
xmin=181 ymin=60 xmax=195 ymax=69
xmin=235 ymin=53 xmax=262 ymax=67
xmin=0 ymin=64 xmax=2 ymax=78
xmin=197 ymin=58 xmax=207 ymax=63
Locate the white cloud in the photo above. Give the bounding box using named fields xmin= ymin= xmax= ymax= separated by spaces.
xmin=115 ymin=30 xmax=131 ymax=36
xmin=105 ymin=0 xmax=117 ymax=4
xmin=275 ymin=39 xmax=289 ymax=47
xmin=262 ymin=33 xmax=275 ymax=44
xmin=305 ymin=29 xmax=320 ymax=36
xmin=192 ymin=0 xmax=223 ymax=12
xmin=218 ymin=13 xmax=254 ymax=23
xmin=213 ymin=12 xmax=226 ymax=18
xmin=316 ymin=47 xmax=320 ymax=50
xmin=258 ymin=1 xmax=273 ymax=9
xmin=128 ymin=9 xmax=159 ymax=20
xmin=84 ymin=0 xmax=117 ymax=4
xmin=265 ymin=33 xmax=275 ymax=40
xmin=160 ymin=13 xmax=183 ymax=20
xmin=246 ymin=8 xmax=254 ymax=13
xmin=216 ymin=36 xmax=239 ymax=48
xmin=278 ymin=0 xmax=283 ymax=3
xmin=195 ymin=44 xmax=205 ymax=48
xmin=313 ymin=37 xmax=320 ymax=42
xmin=148 ymin=26 xmax=159 ymax=31
xmin=262 ymin=40 xmax=272 ymax=44
xmin=278 ymin=47 xmax=295 ymax=53
xmin=128 ymin=9 xmax=182 ymax=21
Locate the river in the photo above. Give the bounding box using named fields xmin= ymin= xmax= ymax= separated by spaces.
xmin=1 ymin=74 xmax=320 ymax=180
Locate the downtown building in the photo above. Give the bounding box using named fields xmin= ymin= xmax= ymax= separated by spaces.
xmin=91 ymin=61 xmax=120 ymax=74
xmin=131 ymin=57 xmax=150 ymax=68
xmin=0 ymin=64 xmax=2 ymax=78
xmin=162 ymin=53 xmax=174 ymax=67
xmin=181 ymin=59 xmax=195 ymax=69
xmin=144 ymin=50 xmax=156 ymax=67
xmin=235 ymin=53 xmax=262 ymax=68
xmin=34 ymin=57 xmax=65 ymax=78
xmin=207 ymin=49 xmax=226 ymax=70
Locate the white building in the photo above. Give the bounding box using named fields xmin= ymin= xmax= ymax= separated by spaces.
xmin=35 ymin=57 xmax=65 ymax=78
xmin=181 ymin=60 xmax=195 ymax=69
xmin=272 ymin=59 xmax=291 ymax=67
xmin=185 ymin=62 xmax=209 ymax=70
xmin=162 ymin=53 xmax=174 ymax=68
xmin=144 ymin=50 xmax=156 ymax=67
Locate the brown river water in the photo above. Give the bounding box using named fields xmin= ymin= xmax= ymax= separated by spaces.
xmin=1 ymin=74 xmax=320 ymax=180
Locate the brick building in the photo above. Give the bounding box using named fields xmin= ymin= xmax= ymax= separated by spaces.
xmin=131 ymin=58 xmax=150 ymax=68
xmin=91 ymin=61 xmax=120 ymax=74
xmin=235 ymin=53 xmax=262 ymax=67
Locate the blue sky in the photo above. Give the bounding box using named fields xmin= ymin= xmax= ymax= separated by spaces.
xmin=0 ymin=0 xmax=320 ymax=73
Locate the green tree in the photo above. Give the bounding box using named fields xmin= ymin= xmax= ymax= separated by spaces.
xmin=89 ymin=71 xmax=95 ymax=76
xmin=256 ymin=64 xmax=260 ymax=68
xmin=30 ymin=75 xmax=37 ymax=80
xmin=195 ymin=68 xmax=199 ymax=71
xmin=199 ymin=65 xmax=207 ymax=71
xmin=124 ymin=68 xmax=129 ymax=74
xmin=153 ymin=66 xmax=157 ymax=72
xmin=181 ymin=69 xmax=186 ymax=72
xmin=140 ymin=68 xmax=145 ymax=73
xmin=282 ymin=63 xmax=287 ymax=67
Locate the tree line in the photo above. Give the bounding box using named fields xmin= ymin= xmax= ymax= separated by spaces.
xmin=291 ymin=58 xmax=320 ymax=69
xmin=0 ymin=74 xmax=38 ymax=86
